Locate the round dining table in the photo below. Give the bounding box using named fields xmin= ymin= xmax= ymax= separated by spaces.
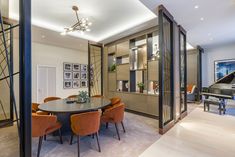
xmin=38 ymin=97 xmax=111 ymax=134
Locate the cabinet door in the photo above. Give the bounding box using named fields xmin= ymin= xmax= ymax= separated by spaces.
xmin=148 ymin=60 xmax=159 ymax=81
xmin=116 ymin=64 xmax=130 ymax=81
xmin=108 ymin=45 xmax=116 ymax=54
xmin=108 ymin=73 xmax=116 ymax=91
xmin=116 ymin=41 xmax=129 ymax=57
xmin=147 ymin=96 xmax=159 ymax=116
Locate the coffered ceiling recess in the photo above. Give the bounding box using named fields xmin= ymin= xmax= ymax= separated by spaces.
xmin=9 ymin=0 xmax=156 ymax=42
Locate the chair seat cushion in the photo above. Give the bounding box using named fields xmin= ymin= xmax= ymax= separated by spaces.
xmin=45 ymin=122 xmax=62 ymax=134
xmin=101 ymin=115 xmax=114 ymax=123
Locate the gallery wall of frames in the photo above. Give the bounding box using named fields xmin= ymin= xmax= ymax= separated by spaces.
xmin=63 ymin=62 xmax=88 ymax=89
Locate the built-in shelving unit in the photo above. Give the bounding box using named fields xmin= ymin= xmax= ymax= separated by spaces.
xmin=105 ymin=29 xmax=160 ymax=117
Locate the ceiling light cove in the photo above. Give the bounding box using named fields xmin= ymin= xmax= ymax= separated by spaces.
xmin=9 ymin=0 xmax=156 ymax=42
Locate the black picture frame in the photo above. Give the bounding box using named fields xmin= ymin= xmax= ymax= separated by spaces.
xmin=64 ymin=81 xmax=72 ymax=89
xmin=73 ymin=64 xmax=80 ymax=71
xmin=73 ymin=80 xmax=80 ymax=88
xmin=73 ymin=72 xmax=80 ymax=80
xmin=64 ymin=72 xmax=72 ymax=80
xmin=63 ymin=62 xmax=72 ymax=71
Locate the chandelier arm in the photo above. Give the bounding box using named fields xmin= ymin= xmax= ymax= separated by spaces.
xmin=75 ymin=10 xmax=80 ymax=22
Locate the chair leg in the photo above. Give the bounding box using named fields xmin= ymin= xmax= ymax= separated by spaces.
xmin=58 ymin=128 xmax=63 ymax=144
xmin=106 ymin=122 xmax=109 ymax=129
xmin=92 ymin=134 xmax=95 ymax=139
xmin=77 ymin=135 xmax=80 ymax=157
xmin=121 ymin=121 xmax=126 ymax=133
xmin=115 ymin=123 xmax=120 ymax=140
xmin=44 ymin=135 xmax=46 ymax=141
xmin=95 ymin=132 xmax=101 ymax=152
xmin=37 ymin=136 xmax=43 ymax=157
xmin=70 ymin=133 xmax=74 ymax=145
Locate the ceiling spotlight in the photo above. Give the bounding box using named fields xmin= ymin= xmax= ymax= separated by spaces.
xmin=194 ymin=5 xmax=199 ymax=9
xmin=200 ymin=17 xmax=204 ymax=21
xmin=41 ymin=35 xmax=46 ymax=39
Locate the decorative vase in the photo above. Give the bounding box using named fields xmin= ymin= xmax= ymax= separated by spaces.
xmin=139 ymin=87 xmax=144 ymax=93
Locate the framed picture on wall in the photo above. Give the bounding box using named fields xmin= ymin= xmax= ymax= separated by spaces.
xmin=63 ymin=62 xmax=72 ymax=71
xmin=214 ymin=59 xmax=235 ymax=81
xmin=80 ymin=80 xmax=88 ymax=88
xmin=80 ymin=72 xmax=88 ymax=80
xmin=64 ymin=81 xmax=72 ymax=89
xmin=73 ymin=80 xmax=80 ymax=88
xmin=81 ymin=64 xmax=88 ymax=71
xmin=73 ymin=72 xmax=80 ymax=79
xmin=73 ymin=64 xmax=80 ymax=71
xmin=64 ymin=72 xmax=72 ymax=80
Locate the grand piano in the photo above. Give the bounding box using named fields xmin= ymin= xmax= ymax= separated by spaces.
xmin=201 ymin=70 xmax=235 ymax=114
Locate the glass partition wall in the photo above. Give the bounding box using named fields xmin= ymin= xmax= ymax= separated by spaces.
xmin=158 ymin=5 xmax=175 ymax=134
xmin=88 ymin=43 xmax=103 ymax=96
xmin=179 ymin=26 xmax=187 ymax=116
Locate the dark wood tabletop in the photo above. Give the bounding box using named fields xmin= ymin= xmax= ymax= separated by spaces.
xmin=38 ymin=97 xmax=111 ymax=113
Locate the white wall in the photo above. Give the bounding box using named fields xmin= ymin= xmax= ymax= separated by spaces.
xmin=14 ymin=39 xmax=88 ymax=103
xmin=202 ymin=43 xmax=235 ymax=87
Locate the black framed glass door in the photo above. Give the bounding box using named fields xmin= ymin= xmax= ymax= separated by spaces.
xmin=158 ymin=5 xmax=175 ymax=134
xmin=88 ymin=43 xmax=103 ymax=96
xmin=179 ymin=26 xmax=187 ymax=116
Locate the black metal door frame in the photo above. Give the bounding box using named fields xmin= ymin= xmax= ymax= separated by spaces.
xmin=19 ymin=0 xmax=32 ymax=156
xmin=158 ymin=5 xmax=175 ymax=134
xmin=197 ymin=46 xmax=204 ymax=102
xmin=0 ymin=21 xmax=14 ymax=127
xmin=88 ymin=42 xmax=103 ymax=96
xmin=179 ymin=25 xmax=187 ymax=118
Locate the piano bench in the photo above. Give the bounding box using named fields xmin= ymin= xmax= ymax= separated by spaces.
xmin=204 ymin=99 xmax=226 ymax=115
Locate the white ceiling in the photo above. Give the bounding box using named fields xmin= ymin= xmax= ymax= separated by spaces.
xmin=13 ymin=26 xmax=88 ymax=52
xmin=8 ymin=0 xmax=235 ymax=49
xmin=9 ymin=0 xmax=156 ymax=42
xmin=140 ymin=0 xmax=235 ymax=48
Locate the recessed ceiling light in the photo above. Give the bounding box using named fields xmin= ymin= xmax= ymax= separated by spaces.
xmin=41 ymin=35 xmax=46 ymax=38
xmin=210 ymin=37 xmax=214 ymax=41
xmin=194 ymin=5 xmax=199 ymax=9
xmin=200 ymin=17 xmax=204 ymax=21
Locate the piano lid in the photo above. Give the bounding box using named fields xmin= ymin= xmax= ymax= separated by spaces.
xmin=213 ymin=70 xmax=235 ymax=84
xmin=209 ymin=70 xmax=235 ymax=97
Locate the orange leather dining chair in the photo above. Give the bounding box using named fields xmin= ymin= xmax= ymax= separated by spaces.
xmin=32 ymin=113 xmax=63 ymax=157
xmin=32 ymin=103 xmax=48 ymax=115
xmin=44 ymin=96 xmax=61 ymax=103
xmin=67 ymin=95 xmax=78 ymax=99
xmin=101 ymin=103 xmax=125 ymax=140
xmin=102 ymin=97 xmax=121 ymax=113
xmin=70 ymin=111 xmax=101 ymax=157
xmin=92 ymin=95 xmax=104 ymax=98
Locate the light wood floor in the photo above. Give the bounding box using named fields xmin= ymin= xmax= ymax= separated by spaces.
xmin=140 ymin=104 xmax=235 ymax=157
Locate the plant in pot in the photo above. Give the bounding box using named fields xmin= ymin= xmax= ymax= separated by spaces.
xmin=78 ymin=91 xmax=89 ymax=103
xmin=110 ymin=63 xmax=116 ymax=72
xmin=137 ymin=82 xmax=144 ymax=93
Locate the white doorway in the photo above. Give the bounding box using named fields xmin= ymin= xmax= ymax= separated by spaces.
xmin=37 ymin=65 xmax=56 ymax=103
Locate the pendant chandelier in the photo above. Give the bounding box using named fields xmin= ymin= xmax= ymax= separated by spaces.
xmin=61 ymin=6 xmax=92 ymax=35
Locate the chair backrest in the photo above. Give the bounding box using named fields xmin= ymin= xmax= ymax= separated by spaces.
xmin=32 ymin=103 xmax=40 ymax=113
xmin=67 ymin=95 xmax=78 ymax=99
xmin=103 ymin=103 xmax=125 ymax=123
xmin=44 ymin=96 xmax=61 ymax=103
xmin=32 ymin=114 xmax=57 ymax=137
xmin=187 ymin=85 xmax=196 ymax=93
xmin=70 ymin=111 xmax=100 ymax=136
xmin=110 ymin=97 xmax=121 ymax=105
xmin=92 ymin=95 xmax=104 ymax=98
